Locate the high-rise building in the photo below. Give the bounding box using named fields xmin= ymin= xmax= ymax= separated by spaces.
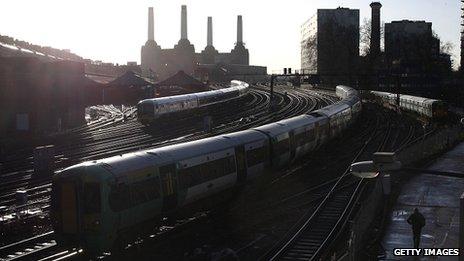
xmin=384 ymin=20 xmax=451 ymax=84
xmin=384 ymin=20 xmax=439 ymax=64
xmin=300 ymin=7 xmax=359 ymax=77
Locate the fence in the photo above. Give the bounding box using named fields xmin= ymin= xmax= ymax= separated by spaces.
xmin=345 ymin=124 xmax=464 ymax=260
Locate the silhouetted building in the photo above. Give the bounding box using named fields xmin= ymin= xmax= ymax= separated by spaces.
xmin=0 ymin=57 xmax=101 ymax=134
xmin=141 ymin=6 xmax=253 ymax=81
xmin=385 ymin=20 xmax=450 ymax=72
xmin=384 ymin=20 xmax=451 ymax=88
xmin=300 ymin=7 xmax=359 ymax=81
xmin=385 ymin=21 xmax=437 ymax=64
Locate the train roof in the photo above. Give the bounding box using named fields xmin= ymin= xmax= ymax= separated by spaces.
xmin=399 ymin=94 xmax=439 ymax=104
xmin=313 ymin=103 xmax=350 ymax=117
xmin=371 ymin=91 xmax=441 ymax=104
xmin=336 ymin=85 xmax=358 ymax=98
xmin=221 ymin=129 xmax=269 ymax=144
xmin=276 ymin=114 xmax=318 ymax=127
xmin=68 ymin=135 xmax=242 ymax=177
xmin=252 ymin=114 xmax=316 ymax=137
xmin=137 ymin=80 xmax=248 ymax=106
xmin=138 ymin=93 xmax=198 ymax=105
xmin=195 ymin=89 xmax=224 ymax=99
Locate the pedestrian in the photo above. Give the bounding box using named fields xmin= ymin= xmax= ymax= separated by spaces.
xmin=407 ymin=208 xmax=426 ymax=248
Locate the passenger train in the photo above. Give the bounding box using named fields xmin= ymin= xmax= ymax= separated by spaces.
xmin=370 ymin=91 xmax=448 ymax=119
xmin=137 ymin=80 xmax=249 ymax=125
xmin=51 ymin=85 xmax=361 ymax=253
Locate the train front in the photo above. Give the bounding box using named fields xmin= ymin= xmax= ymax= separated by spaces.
xmin=137 ymin=99 xmax=155 ymax=125
xmin=51 ymin=163 xmax=112 ymax=253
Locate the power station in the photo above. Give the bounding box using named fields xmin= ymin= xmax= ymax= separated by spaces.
xmin=141 ymin=5 xmax=263 ymax=81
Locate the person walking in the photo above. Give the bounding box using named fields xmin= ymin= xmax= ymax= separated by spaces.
xmin=407 ymin=208 xmax=426 ymax=248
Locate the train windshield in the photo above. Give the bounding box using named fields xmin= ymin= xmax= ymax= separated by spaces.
xmin=138 ymin=103 xmax=154 ymax=116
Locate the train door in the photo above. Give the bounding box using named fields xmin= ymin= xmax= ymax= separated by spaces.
xmin=235 ymin=145 xmax=247 ymax=183
xmin=159 ymin=164 xmax=178 ymax=212
xmin=289 ymin=131 xmax=296 ymax=162
xmin=60 ymin=182 xmax=79 ymax=234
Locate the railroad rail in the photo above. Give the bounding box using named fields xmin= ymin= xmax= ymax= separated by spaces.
xmin=261 ymin=104 xmax=427 ymax=261
xmin=0 ymin=86 xmax=330 ymax=251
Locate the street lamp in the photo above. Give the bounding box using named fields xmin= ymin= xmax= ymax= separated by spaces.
xmin=350 ymin=152 xmax=402 ymax=195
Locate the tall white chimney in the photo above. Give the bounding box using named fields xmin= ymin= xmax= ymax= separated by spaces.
xmin=181 ymin=5 xmax=188 ymax=40
xmin=207 ymin=17 xmax=213 ymax=46
xmin=148 ymin=7 xmax=154 ymax=41
xmin=237 ymin=15 xmax=243 ymax=44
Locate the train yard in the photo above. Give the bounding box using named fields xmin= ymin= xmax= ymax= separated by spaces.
xmin=0 ymin=84 xmax=337 ymax=260
xmin=115 ymin=102 xmax=431 ymax=260
xmin=0 ymin=83 xmax=448 ymax=261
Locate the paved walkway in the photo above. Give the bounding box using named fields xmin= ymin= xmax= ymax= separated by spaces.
xmin=381 ymin=142 xmax=464 ymax=260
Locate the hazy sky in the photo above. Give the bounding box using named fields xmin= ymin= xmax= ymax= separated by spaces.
xmin=0 ymin=0 xmax=460 ymax=72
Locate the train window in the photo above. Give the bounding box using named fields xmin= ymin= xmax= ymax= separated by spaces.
xmin=246 ymin=147 xmax=265 ymax=166
xmin=131 ymin=177 xmax=161 ymax=205
xmin=225 ymin=156 xmax=236 ymax=174
xmin=179 ymin=156 xmax=235 ymax=188
xmin=273 ymin=139 xmax=290 ymax=155
xmin=109 ymin=184 xmax=131 ymax=212
xmin=83 ymin=183 xmax=101 ymax=214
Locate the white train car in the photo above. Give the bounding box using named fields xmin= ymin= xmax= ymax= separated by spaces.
xmin=371 ymin=91 xmax=447 ymax=119
xmin=272 ymin=115 xmax=320 ymax=162
xmin=137 ymin=80 xmax=250 ymax=125
xmin=222 ymin=130 xmax=270 ymax=181
xmin=313 ymin=103 xmax=351 ymax=137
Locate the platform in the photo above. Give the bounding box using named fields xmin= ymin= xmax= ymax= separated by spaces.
xmin=381 ymin=142 xmax=464 ymax=260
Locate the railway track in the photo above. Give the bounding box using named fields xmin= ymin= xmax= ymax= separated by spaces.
xmin=91 ymin=105 xmax=428 ymax=260
xmin=261 ymin=104 xmax=426 ymax=261
xmin=2 ymin=103 xmax=429 ymax=261
xmin=0 ymin=231 xmax=63 ymax=261
xmin=0 ymin=86 xmax=330 ymax=251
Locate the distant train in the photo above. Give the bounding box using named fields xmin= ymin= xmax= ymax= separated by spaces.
xmin=370 ymin=91 xmax=448 ymax=119
xmin=137 ymin=80 xmax=249 ymax=125
xmin=51 ymin=85 xmax=361 ymax=253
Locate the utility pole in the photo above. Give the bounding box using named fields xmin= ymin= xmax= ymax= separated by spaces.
xmin=270 ymin=74 xmax=275 ymax=101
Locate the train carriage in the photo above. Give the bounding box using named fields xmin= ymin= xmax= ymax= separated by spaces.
xmin=222 ymin=130 xmax=270 ymax=181
xmin=313 ymin=103 xmax=351 ymax=138
xmin=137 ymin=80 xmax=249 ymax=125
xmin=251 ymin=123 xmax=293 ymax=169
xmin=272 ymin=115 xmax=319 ymax=162
xmin=173 ymin=137 xmax=239 ymax=206
xmin=370 ymin=91 xmax=448 ymax=120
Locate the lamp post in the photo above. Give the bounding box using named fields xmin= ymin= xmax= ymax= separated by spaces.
xmin=350 ymin=152 xmax=402 ymax=195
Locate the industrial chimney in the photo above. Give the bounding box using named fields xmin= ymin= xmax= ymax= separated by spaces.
xmin=148 ymin=7 xmax=154 ymax=41
xmin=237 ymin=15 xmax=243 ymax=44
xmin=207 ymin=17 xmax=213 ymax=46
xmin=181 ymin=5 xmax=188 ymax=40
xmin=370 ymin=2 xmax=382 ymax=57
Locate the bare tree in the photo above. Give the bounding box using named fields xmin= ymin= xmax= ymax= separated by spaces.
xmin=360 ymin=18 xmax=385 ymax=56
xmin=360 ymin=18 xmax=371 ymax=56
xmin=440 ymin=41 xmax=454 ymax=55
